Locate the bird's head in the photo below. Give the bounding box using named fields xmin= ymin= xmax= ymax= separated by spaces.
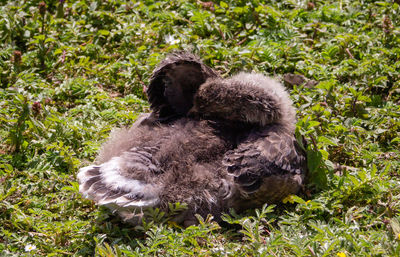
xmin=147 ymin=51 xmax=219 ymax=121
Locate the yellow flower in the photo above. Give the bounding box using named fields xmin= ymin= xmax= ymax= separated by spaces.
xmin=398 ymin=233 xmax=400 ymax=240
xmin=167 ymin=221 xmax=182 ymax=229
xmin=282 ymin=195 xmax=294 ymax=204
xmin=337 ymin=252 xmax=346 ymax=257
xmin=306 ymin=200 xmax=311 ymax=205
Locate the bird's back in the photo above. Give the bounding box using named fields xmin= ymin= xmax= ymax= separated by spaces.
xmin=78 ymin=115 xmax=238 ymax=224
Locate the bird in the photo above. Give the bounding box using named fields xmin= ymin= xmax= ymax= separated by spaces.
xmin=77 ymin=51 xmax=307 ymax=226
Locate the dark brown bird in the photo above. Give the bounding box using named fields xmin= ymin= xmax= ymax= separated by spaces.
xmin=77 ymin=52 xmax=307 ymax=225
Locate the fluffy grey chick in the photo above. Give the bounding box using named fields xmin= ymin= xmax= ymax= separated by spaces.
xmin=77 ymin=51 xmax=306 ymax=225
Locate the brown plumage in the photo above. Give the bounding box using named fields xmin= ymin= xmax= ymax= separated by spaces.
xmin=147 ymin=52 xmax=219 ymax=119
xmin=77 ymin=51 xmax=307 ymax=225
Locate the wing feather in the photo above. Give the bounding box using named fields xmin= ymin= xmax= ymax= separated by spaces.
xmin=223 ymin=125 xmax=306 ymax=195
xmin=77 ymin=147 xmax=162 ymax=223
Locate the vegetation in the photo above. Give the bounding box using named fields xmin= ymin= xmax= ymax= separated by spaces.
xmin=1 ymin=0 xmax=399 ymax=256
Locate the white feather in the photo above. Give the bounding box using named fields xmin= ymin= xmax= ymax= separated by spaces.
xmin=77 ymin=157 xmax=160 ymax=211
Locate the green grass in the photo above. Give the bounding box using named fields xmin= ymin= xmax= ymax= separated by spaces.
xmin=0 ymin=0 xmax=399 ymax=256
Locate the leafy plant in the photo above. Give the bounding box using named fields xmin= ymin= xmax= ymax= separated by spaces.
xmin=0 ymin=0 xmax=399 ymax=256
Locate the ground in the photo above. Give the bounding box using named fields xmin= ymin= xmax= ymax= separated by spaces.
xmin=0 ymin=0 xmax=399 ymax=256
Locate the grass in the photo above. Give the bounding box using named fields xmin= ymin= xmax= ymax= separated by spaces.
xmin=0 ymin=0 xmax=399 ymax=256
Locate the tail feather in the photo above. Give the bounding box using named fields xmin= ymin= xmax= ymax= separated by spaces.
xmin=77 ymin=157 xmax=160 ymax=218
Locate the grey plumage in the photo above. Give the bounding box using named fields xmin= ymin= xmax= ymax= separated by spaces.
xmin=77 ymin=51 xmax=307 ymax=225
xmin=191 ymin=72 xmax=297 ymax=130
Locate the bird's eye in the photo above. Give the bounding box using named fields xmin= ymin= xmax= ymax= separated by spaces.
xmin=163 ymin=77 xmax=172 ymax=88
